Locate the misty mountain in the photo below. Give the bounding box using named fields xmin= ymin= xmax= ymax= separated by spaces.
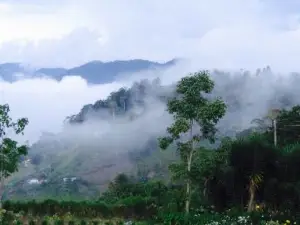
xmin=65 ymin=77 xmax=171 ymax=124
xmin=5 ymin=78 xmax=177 ymax=200
xmin=7 ymin=66 xmax=299 ymax=200
xmin=0 ymin=59 xmax=177 ymax=84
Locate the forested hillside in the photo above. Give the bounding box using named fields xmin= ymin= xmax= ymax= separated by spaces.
xmin=3 ymin=70 xmax=300 ymax=224
xmin=5 ymin=67 xmax=300 ymax=202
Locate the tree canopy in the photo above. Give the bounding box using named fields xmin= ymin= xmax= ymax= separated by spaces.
xmin=159 ymin=71 xmax=226 ymax=214
xmin=0 ymin=104 xmax=28 ymax=204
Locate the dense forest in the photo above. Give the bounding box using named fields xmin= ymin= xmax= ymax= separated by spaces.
xmin=2 ymin=69 xmax=300 ymax=224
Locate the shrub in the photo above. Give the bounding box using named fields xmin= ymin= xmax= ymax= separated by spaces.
xmin=54 ymin=219 xmax=64 ymax=225
xmin=80 ymin=220 xmax=87 ymax=225
xmin=41 ymin=220 xmax=49 ymax=225
xmin=12 ymin=220 xmax=23 ymax=225
xmin=29 ymin=220 xmax=36 ymax=225
xmin=68 ymin=220 xmax=75 ymax=225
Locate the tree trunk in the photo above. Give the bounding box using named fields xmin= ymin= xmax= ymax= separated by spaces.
xmin=185 ymin=180 xmax=190 ymax=214
xmin=203 ymin=177 xmax=209 ymax=198
xmin=185 ymin=150 xmax=193 ymax=214
xmin=185 ymin=120 xmax=194 ymax=215
xmin=247 ymin=182 xmax=255 ymax=212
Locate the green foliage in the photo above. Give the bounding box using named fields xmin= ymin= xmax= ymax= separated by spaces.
xmin=80 ymin=220 xmax=87 ymax=225
xmin=6 ymin=72 xmax=300 ymax=223
xmin=92 ymin=220 xmax=99 ymax=225
xmin=0 ymin=104 xmax=28 ymax=179
xmin=3 ymin=197 xmax=156 ymax=220
xmin=157 ymin=210 xmax=298 ymax=225
xmin=159 ymin=71 xmax=226 ymax=150
xmin=159 ymin=71 xmax=226 ymax=215
xmin=41 ymin=220 xmax=49 ymax=225
xmin=0 ymin=103 xmax=28 ymax=207
xmin=274 ymin=105 xmax=300 ymax=146
xmin=14 ymin=220 xmax=22 ymax=225
xmin=0 ymin=104 xmax=28 ymax=137
xmin=29 ymin=220 xmax=36 ymax=225
xmin=54 ymin=219 xmax=64 ymax=225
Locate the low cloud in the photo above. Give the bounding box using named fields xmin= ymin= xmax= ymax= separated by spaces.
xmin=0 ymin=76 xmax=123 ymax=144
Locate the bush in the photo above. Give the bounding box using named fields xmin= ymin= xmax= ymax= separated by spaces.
xmin=2 ymin=197 xmax=158 ymax=220
xmin=54 ymin=219 xmax=64 ymax=225
xmin=3 ymin=200 xmax=112 ymax=218
xmin=41 ymin=220 xmax=49 ymax=225
xmin=13 ymin=220 xmax=23 ymax=225
xmin=80 ymin=220 xmax=87 ymax=225
xmin=68 ymin=220 xmax=75 ymax=225
xmin=29 ymin=220 xmax=36 ymax=225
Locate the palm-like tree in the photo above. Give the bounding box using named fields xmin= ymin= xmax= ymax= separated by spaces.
xmin=247 ymin=173 xmax=263 ymax=212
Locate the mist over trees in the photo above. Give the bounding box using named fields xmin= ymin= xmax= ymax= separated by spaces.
xmin=27 ymin=67 xmax=300 ymax=192
xmin=3 ymin=68 xmax=300 ymax=223
xmin=64 ymin=66 xmax=300 ymax=138
xmin=0 ymin=104 xmax=28 ymax=206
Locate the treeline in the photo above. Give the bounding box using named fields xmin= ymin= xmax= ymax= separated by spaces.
xmin=66 ymin=78 xmax=166 ymax=124
xmin=3 ymin=180 xmax=173 ymax=220
xmin=3 ymin=198 xmax=154 ymax=219
xmin=65 ymin=67 xmax=298 ymax=126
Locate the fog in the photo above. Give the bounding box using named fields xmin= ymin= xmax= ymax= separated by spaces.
xmin=61 ymin=96 xmax=172 ymax=154
xmin=56 ymin=65 xmax=300 ymax=159
xmin=2 ymin=63 xmax=300 ymax=151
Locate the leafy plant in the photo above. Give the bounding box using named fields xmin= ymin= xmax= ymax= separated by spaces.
xmin=159 ymin=71 xmax=226 ymax=214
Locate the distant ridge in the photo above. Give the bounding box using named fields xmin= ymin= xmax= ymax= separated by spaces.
xmin=0 ymin=59 xmax=178 ymax=84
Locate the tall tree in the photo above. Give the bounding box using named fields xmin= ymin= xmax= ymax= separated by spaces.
xmin=159 ymin=71 xmax=226 ymax=214
xmin=0 ymin=104 xmax=28 ymax=206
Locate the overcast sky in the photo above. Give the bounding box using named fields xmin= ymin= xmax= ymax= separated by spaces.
xmin=0 ymin=0 xmax=299 ymax=70
xmin=1 ymin=0 xmax=300 ymax=144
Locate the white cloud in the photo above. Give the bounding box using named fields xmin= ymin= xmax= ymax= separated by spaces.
xmin=0 ymin=0 xmax=298 ymax=70
xmin=0 ymin=76 xmax=124 ymax=143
